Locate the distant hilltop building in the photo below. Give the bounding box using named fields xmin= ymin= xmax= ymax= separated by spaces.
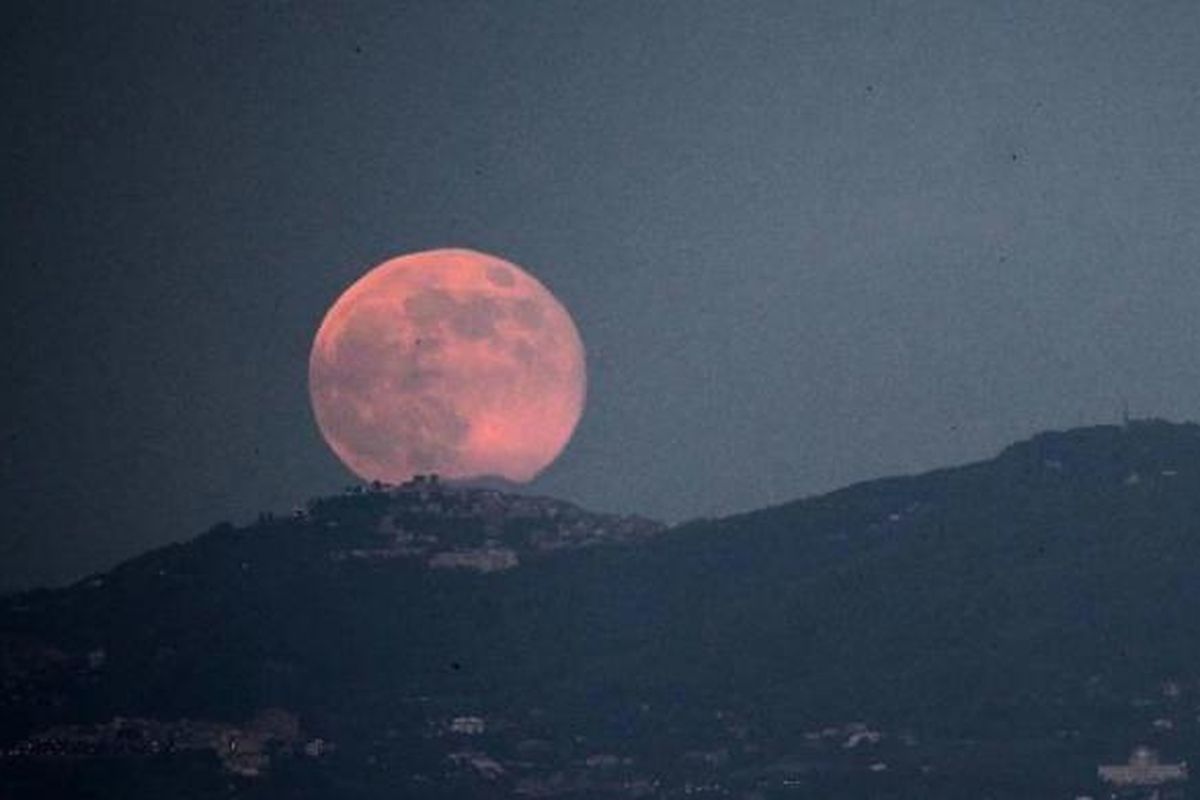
xmin=408 ymin=473 xmax=440 ymax=487
xmin=397 ymin=473 xmax=441 ymax=492
xmin=428 ymin=546 xmax=519 ymax=573
xmin=448 ymin=716 xmax=485 ymax=736
xmin=1098 ymin=747 xmax=1187 ymax=799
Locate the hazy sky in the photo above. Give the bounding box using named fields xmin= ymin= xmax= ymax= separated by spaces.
xmin=5 ymin=0 xmax=1200 ymax=590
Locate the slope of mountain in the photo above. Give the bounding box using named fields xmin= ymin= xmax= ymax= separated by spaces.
xmin=4 ymin=421 xmax=1200 ymax=798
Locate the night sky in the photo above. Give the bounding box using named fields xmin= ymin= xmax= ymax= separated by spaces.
xmin=5 ymin=1 xmax=1200 ymax=591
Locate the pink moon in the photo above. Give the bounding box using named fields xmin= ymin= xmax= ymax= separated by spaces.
xmin=308 ymin=249 xmax=586 ymax=484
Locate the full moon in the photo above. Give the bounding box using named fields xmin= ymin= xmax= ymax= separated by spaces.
xmin=308 ymin=249 xmax=586 ymax=484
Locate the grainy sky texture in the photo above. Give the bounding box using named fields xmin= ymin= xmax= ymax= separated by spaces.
xmin=4 ymin=1 xmax=1200 ymax=590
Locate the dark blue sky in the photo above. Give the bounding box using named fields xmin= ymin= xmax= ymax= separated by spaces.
xmin=5 ymin=0 xmax=1200 ymax=590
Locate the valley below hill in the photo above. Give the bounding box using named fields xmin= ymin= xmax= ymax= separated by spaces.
xmin=6 ymin=420 xmax=1200 ymax=798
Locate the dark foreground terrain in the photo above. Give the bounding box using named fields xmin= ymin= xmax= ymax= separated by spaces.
xmin=5 ymin=420 xmax=1200 ymax=798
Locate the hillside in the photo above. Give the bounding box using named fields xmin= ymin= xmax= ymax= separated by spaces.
xmin=5 ymin=421 xmax=1200 ymax=798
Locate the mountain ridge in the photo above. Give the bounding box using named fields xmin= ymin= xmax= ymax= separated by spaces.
xmin=5 ymin=419 xmax=1200 ymax=798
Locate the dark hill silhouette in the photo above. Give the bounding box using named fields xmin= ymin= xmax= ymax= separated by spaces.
xmin=4 ymin=420 xmax=1200 ymax=798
